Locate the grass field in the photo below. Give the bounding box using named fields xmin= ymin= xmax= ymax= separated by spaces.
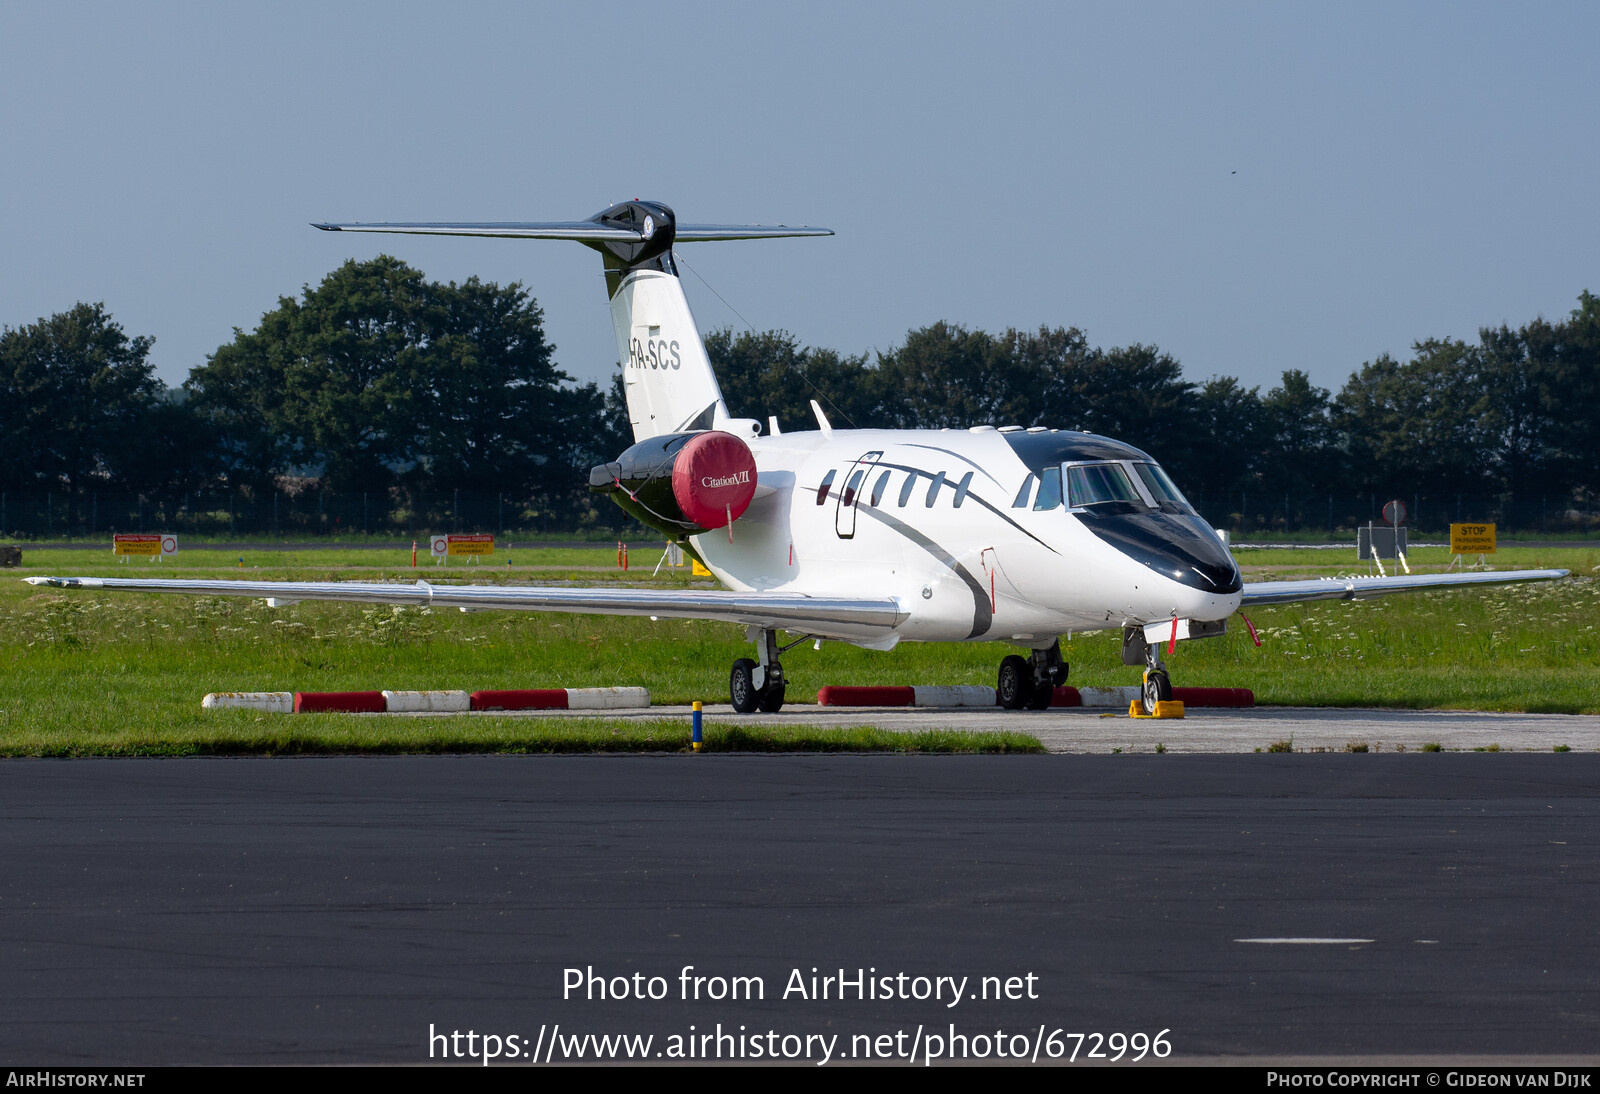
xmin=2 ymin=543 xmax=1596 ymax=755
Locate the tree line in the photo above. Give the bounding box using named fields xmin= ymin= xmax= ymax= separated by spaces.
xmin=2 ymin=253 xmax=1595 ymax=534
xmin=706 ymin=291 xmax=1600 ymax=511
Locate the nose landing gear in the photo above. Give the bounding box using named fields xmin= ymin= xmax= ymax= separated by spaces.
xmin=997 ymin=640 xmax=1067 ymax=710
xmin=1123 ymin=624 xmax=1173 ymax=715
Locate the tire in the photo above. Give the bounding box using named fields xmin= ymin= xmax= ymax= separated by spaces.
xmin=756 ymin=679 xmax=786 ymax=713
xmin=997 ymin=655 xmax=1034 ymax=710
xmin=1025 ymin=676 xmax=1053 ymax=709
xmin=730 ymin=658 xmax=759 ymax=713
xmin=1141 ymin=669 xmax=1173 ymax=715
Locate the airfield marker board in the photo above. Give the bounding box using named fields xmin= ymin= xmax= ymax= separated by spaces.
xmin=431 ymin=534 xmax=493 ymax=565
xmin=113 ymin=534 xmax=176 ymax=562
xmin=1451 ymin=523 xmax=1497 ymax=554
xmin=1450 ymin=522 xmax=1496 ymax=570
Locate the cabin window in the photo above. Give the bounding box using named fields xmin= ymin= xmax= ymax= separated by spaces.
xmin=1032 ymin=466 xmax=1062 ymax=510
xmin=898 ymin=471 xmax=917 ymax=507
xmin=951 ymin=471 xmax=974 ymax=508
xmin=869 ymin=469 xmax=891 ymax=507
xmin=924 ymin=471 xmax=947 ymax=507
xmin=841 ymin=469 xmax=865 ymax=508
xmin=816 ymin=469 xmax=836 ymax=505
xmin=1065 ymin=462 xmax=1140 ymax=508
xmin=1012 ymin=474 xmax=1035 ymax=508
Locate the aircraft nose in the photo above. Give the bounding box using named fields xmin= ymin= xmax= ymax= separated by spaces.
xmin=1081 ymin=512 xmax=1242 ymax=596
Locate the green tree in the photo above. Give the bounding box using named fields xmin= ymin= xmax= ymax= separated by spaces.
xmin=1185 ymin=375 xmax=1266 ymax=503
xmin=706 ymin=328 xmax=881 ymax=430
xmin=416 ymin=275 xmax=602 ymax=492
xmin=1042 ymin=341 xmax=1197 ymax=467
xmin=191 ymin=256 xmax=606 ymax=503
xmin=0 ymin=302 xmax=163 ymax=496
xmin=1333 ymin=340 xmax=1490 ymax=496
xmin=875 ymin=322 xmax=1035 ymax=429
xmin=1541 ymin=291 xmax=1600 ymax=496
xmin=1258 ymin=369 xmax=1337 ymax=496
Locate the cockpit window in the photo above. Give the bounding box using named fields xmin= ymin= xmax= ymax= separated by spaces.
xmin=1065 ymin=462 xmax=1140 ymax=508
xmin=1012 ymin=474 xmax=1035 ymax=508
xmin=1132 ymin=462 xmax=1192 ymax=510
xmin=1032 ymin=466 xmax=1062 ymax=511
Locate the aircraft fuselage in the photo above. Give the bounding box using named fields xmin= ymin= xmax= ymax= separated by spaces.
xmin=693 ymin=424 xmax=1244 ymax=648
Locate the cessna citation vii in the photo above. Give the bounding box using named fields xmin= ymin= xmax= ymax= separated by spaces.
xmin=27 ymin=201 xmax=1568 ymax=714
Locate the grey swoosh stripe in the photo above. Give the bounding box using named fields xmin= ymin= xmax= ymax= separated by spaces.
xmin=866 ymin=460 xmax=1059 ymax=555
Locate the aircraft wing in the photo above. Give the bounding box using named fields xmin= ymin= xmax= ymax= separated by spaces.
xmin=22 ymin=576 xmax=904 ymax=637
xmin=1240 ymin=568 xmax=1569 ymax=607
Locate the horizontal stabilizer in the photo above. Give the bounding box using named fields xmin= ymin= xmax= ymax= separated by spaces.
xmin=312 ymin=221 xmax=643 ymax=241
xmin=313 ymin=221 xmax=832 ymax=242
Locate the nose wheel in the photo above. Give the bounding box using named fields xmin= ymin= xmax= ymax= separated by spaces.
xmin=997 ymin=640 xmax=1067 ymax=710
xmin=1141 ymin=667 xmax=1173 ymax=715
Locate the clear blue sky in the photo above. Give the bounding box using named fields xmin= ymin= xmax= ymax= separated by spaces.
xmin=2 ymin=2 xmax=1595 ymax=399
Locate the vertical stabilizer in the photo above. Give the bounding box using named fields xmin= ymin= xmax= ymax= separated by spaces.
xmin=589 ymin=201 xmax=734 ymax=442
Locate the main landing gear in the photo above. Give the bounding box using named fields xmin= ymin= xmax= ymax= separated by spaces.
xmin=1122 ymin=625 xmax=1173 ymax=716
xmin=996 ymin=640 xmax=1068 ymax=710
xmin=730 ymin=628 xmax=788 ymax=713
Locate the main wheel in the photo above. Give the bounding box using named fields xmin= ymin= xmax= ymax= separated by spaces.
xmin=997 ymin=655 xmax=1034 ymax=710
xmin=730 ymin=658 xmax=759 ymax=713
xmin=756 ymin=679 xmax=786 ymax=713
xmin=1141 ymin=668 xmax=1173 ymax=715
xmin=1025 ymin=675 xmax=1053 ymax=710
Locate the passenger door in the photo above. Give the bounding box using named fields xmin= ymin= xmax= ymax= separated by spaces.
xmin=834 ymin=451 xmax=882 ymax=539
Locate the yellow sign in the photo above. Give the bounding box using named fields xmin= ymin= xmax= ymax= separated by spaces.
xmin=113 ymin=534 xmax=175 ymax=556
xmin=447 ymin=534 xmax=494 ymax=556
xmin=1450 ymin=523 xmax=1496 ymax=554
xmin=691 ymin=558 xmax=712 ymax=577
xmin=431 ymin=534 xmax=494 ymax=558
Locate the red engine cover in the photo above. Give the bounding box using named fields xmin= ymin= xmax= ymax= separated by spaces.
xmin=670 ymin=431 xmax=758 ymax=529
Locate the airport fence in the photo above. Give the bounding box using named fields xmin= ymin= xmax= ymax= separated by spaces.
xmin=1 ymin=488 xmax=1596 ymax=542
xmin=0 ymin=489 xmax=626 ymax=542
xmin=1187 ymin=492 xmax=1600 ymax=539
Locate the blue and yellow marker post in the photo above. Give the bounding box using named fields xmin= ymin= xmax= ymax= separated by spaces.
xmin=692 ymin=701 xmax=703 ymax=752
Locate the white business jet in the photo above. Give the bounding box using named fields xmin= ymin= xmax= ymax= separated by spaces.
xmin=27 ymin=201 xmax=1567 ymax=713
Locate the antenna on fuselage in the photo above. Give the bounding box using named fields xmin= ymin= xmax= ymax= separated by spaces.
xmin=810 ymin=400 xmax=834 ymax=438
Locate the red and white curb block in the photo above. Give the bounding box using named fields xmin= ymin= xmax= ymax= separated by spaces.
xmin=201 ymin=692 xmax=295 ymax=713
xmin=202 ymin=687 xmax=651 ymax=713
xmin=816 ymin=685 xmax=998 ymax=707
xmin=469 ymin=687 xmax=651 ymax=711
xmin=1075 ymin=687 xmax=1140 ymax=708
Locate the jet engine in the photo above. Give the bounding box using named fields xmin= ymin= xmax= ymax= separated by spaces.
xmin=589 ymin=430 xmax=758 ymax=536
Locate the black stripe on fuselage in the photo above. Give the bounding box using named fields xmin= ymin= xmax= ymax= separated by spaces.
xmin=850 ymin=505 xmax=993 ymax=639
xmin=899 ymin=443 xmax=1005 ymax=486
xmin=862 ymin=460 xmax=1059 ymax=555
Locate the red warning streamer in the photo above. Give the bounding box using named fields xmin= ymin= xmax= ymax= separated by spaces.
xmin=1240 ymin=612 xmax=1261 ymax=647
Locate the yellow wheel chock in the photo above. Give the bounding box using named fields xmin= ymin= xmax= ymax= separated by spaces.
xmin=1129 ymin=700 xmax=1185 ymax=719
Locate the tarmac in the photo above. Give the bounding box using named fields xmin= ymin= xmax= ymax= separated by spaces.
xmin=415 ymin=703 xmax=1600 ymax=754
xmin=3 ymin=753 xmax=1597 ymax=1063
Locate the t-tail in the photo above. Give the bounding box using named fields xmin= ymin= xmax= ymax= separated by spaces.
xmin=314 ymin=202 xmax=831 ymax=442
